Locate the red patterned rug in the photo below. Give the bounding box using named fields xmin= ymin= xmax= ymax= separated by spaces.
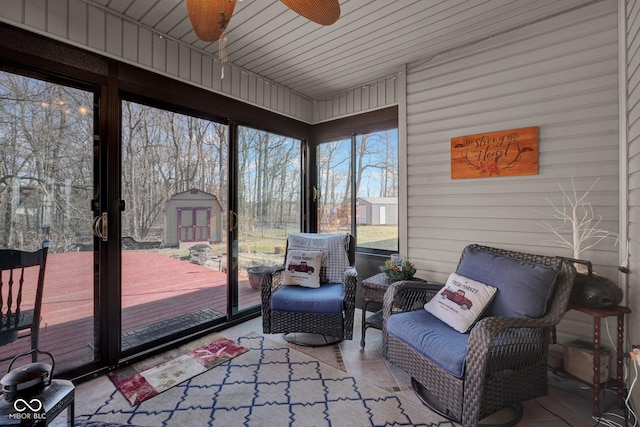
xmin=108 ymin=336 xmax=247 ymax=405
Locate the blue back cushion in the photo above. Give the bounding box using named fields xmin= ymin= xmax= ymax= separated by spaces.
xmin=456 ymin=246 xmax=560 ymax=319
xmin=386 ymin=310 xmax=469 ymax=378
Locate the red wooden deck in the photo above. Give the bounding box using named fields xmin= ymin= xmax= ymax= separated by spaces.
xmin=0 ymin=251 xmax=260 ymax=373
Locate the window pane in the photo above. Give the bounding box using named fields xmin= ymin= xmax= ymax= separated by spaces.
xmin=0 ymin=71 xmax=96 ymax=372
xmin=355 ymin=130 xmax=398 ymax=251
xmin=121 ymin=101 xmax=230 ymax=351
xmin=317 ymin=139 xmax=351 ymax=234
xmin=237 ymin=126 xmax=301 ymax=310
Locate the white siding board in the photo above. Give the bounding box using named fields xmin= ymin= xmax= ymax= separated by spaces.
xmin=152 ymin=35 xmax=166 ymax=72
xmin=190 ymin=50 xmax=202 ymax=85
xmin=240 ymin=70 xmax=249 ymax=101
xmin=406 ymin=1 xmax=619 ymax=344
xmin=221 ymin=67 xmax=231 ymax=95
xmin=105 ymin=14 xmax=122 ymax=56
xmin=201 ymin=57 xmax=213 ymax=89
xmin=48 ymin=0 xmax=68 ymax=39
xmin=387 ymin=78 xmax=396 ymax=107
xmin=277 ymin=86 xmax=285 ymax=113
xmin=231 ymin=67 xmax=241 ymax=99
xmin=3 ymin=0 xmax=23 ymax=22
xmin=137 ymin=27 xmax=152 ymax=67
xmin=177 ymin=43 xmax=189 ymax=80
xmin=86 ymin=6 xmax=105 ymax=51
xmin=255 ymin=79 xmax=264 ymax=106
xmin=122 ymin=21 xmax=138 ymax=62
xmin=211 ymin=62 xmax=222 ymax=92
xmin=361 ymin=87 xmax=370 ymax=112
xmin=247 ymin=73 xmax=257 ymax=104
xmin=346 ymin=90 xmax=354 ymax=114
xmin=67 ymin=0 xmax=86 ymax=44
xmin=369 ymin=85 xmax=378 ymax=109
xmin=627 ymin=0 xmax=640 ymax=413
xmin=24 ymin=0 xmax=45 ymax=30
xmin=166 ymin=39 xmax=179 ymax=76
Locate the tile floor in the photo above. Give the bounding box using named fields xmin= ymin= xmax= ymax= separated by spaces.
xmin=222 ymin=313 xmax=631 ymax=427
xmin=55 ymin=309 xmax=632 ymax=426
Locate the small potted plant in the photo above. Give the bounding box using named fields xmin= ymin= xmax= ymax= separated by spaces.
xmin=380 ymin=256 xmax=416 ymax=281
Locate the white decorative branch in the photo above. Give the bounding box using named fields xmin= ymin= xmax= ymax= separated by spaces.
xmin=537 ymin=177 xmax=618 ymax=261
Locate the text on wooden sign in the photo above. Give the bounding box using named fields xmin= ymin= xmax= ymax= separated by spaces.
xmin=450 ymin=126 xmax=538 ymax=179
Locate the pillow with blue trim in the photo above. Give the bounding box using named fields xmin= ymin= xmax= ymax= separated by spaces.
xmin=282 ymin=250 xmax=323 ymax=288
xmin=424 ymin=272 xmax=497 ymax=333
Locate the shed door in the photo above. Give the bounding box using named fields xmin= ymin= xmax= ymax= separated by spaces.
xmin=178 ymin=207 xmax=210 ymax=242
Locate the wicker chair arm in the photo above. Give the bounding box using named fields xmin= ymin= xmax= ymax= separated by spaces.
xmin=342 ymin=266 xmax=358 ymax=340
xmin=463 ymin=314 xmax=557 ymax=425
xmin=344 ymin=265 xmax=357 ymax=280
xmin=382 ymin=280 xmax=442 ymax=321
xmin=468 ymin=315 xmax=555 ymax=357
xmin=261 ymin=265 xmax=285 ymax=333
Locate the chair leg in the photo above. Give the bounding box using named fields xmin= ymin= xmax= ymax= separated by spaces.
xmin=31 ymin=327 xmax=39 ymax=362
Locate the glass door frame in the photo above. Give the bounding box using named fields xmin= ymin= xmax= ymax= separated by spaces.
xmin=227 ymin=122 xmax=308 ymax=317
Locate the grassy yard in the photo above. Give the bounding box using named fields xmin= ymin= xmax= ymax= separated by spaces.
xmin=224 ymin=224 xmax=398 ymax=257
xmin=164 ymin=225 xmax=398 ymax=272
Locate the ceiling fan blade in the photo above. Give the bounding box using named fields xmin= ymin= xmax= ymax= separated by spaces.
xmin=280 ymin=0 xmax=340 ymax=25
xmin=186 ymin=0 xmax=237 ymax=42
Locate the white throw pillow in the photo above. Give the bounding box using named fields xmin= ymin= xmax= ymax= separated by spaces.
xmin=424 ymin=272 xmax=497 ymax=333
xmin=282 ymin=250 xmax=323 ymax=288
xmin=286 ymin=233 xmax=349 ymax=283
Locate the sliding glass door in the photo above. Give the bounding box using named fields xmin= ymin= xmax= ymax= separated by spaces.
xmin=0 ymin=70 xmax=99 ymax=372
xmin=234 ymin=126 xmax=302 ymax=312
xmin=0 ymin=64 xmax=308 ymax=374
xmin=120 ymin=100 xmax=229 ymax=352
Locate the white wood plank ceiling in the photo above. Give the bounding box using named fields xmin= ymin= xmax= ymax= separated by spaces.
xmin=87 ymin=0 xmax=600 ymax=100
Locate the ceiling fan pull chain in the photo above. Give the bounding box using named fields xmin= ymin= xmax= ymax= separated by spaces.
xmin=219 ymin=36 xmax=228 ymax=79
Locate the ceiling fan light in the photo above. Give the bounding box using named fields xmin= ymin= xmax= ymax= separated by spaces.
xmin=186 ymin=0 xmax=237 ymax=42
xmin=280 ymin=0 xmax=340 ymax=25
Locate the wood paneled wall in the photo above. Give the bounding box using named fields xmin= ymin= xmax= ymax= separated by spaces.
xmin=406 ymin=0 xmax=620 ymax=343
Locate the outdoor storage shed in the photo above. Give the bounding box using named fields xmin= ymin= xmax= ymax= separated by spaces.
xmin=163 ymin=189 xmax=223 ymax=247
xmin=357 ymin=197 xmax=398 ymax=225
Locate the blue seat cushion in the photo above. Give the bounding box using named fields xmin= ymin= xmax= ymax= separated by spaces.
xmin=271 ymin=283 xmax=344 ymax=314
xmin=456 ymin=245 xmax=560 ymax=319
xmin=386 ymin=310 xmax=469 ymax=378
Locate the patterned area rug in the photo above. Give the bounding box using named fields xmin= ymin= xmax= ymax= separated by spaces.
xmin=108 ymin=336 xmax=247 ymax=405
xmin=77 ymin=335 xmax=454 ymax=426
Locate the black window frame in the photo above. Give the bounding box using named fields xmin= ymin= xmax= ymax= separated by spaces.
xmin=310 ymin=106 xmax=399 ymax=255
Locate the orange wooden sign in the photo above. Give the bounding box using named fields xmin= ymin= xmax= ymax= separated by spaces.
xmin=450 ymin=126 xmax=538 ymax=179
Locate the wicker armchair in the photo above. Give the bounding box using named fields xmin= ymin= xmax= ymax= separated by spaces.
xmin=382 ymin=244 xmax=576 ymax=427
xmin=261 ymin=233 xmax=356 ymax=345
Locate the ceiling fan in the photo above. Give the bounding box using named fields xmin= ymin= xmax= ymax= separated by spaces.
xmin=186 ymin=0 xmax=341 ymax=43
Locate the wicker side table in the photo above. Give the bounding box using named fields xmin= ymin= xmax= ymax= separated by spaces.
xmin=360 ymin=273 xmax=427 ymax=348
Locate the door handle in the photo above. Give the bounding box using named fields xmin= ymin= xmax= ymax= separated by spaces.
xmin=229 ymin=211 xmax=238 ymax=231
xmin=92 ymin=212 xmax=108 ymax=241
